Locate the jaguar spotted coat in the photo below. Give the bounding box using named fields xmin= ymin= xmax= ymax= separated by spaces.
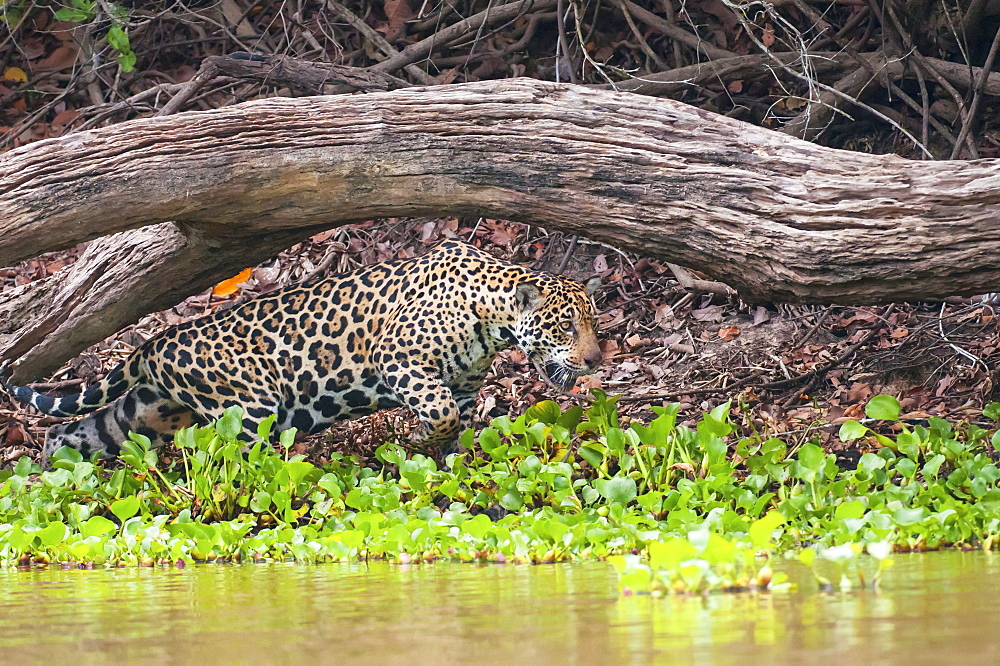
xmin=4 ymin=240 xmax=603 ymax=463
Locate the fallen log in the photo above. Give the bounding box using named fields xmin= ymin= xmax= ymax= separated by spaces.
xmin=3 ymin=77 xmax=1000 ymax=381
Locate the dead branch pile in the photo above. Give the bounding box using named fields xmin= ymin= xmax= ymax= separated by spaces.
xmin=4 ymin=0 xmax=1000 ymax=158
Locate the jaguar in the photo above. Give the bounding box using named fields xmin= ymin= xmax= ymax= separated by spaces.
xmin=3 ymin=239 xmax=603 ymax=463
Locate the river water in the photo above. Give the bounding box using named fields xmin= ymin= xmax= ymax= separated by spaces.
xmin=1 ymin=552 xmax=999 ymax=663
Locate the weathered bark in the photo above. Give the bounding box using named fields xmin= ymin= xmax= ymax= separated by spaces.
xmin=3 ymin=78 xmax=1000 ymax=380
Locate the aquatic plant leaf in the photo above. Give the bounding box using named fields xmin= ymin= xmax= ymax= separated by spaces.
xmin=835 ymin=501 xmax=865 ymax=521
xmin=866 ymin=395 xmax=901 ymax=421
xmin=256 ymin=414 xmax=277 ymax=441
xmin=598 ymin=477 xmax=636 ymax=504
xmin=858 ymin=452 xmax=886 ymax=474
xmin=37 ymin=522 xmax=69 ymax=547
xmin=578 ymin=446 xmax=603 ymax=468
xmin=839 ymin=420 xmax=867 ymax=441
xmin=81 ymin=516 xmax=116 ymax=538
xmin=217 ymin=406 xmax=243 ymax=442
xmin=111 ymin=497 xmax=141 ymax=522
xmin=749 ymin=511 xmax=786 ymax=549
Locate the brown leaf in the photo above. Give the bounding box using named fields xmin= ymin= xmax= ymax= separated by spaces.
xmin=846 ymin=382 xmax=873 ymax=402
xmin=762 ymin=23 xmax=776 ymax=47
xmin=34 ymin=45 xmax=79 ymax=72
xmin=935 ymin=375 xmax=957 ymax=397
xmin=599 ymin=339 xmax=621 ymax=358
xmin=485 ymin=220 xmax=520 ymax=246
xmin=47 ymin=21 xmax=80 ymax=42
xmin=593 ymin=254 xmax=608 ymax=273
xmin=653 ymin=303 xmax=677 ymax=330
xmin=50 ymin=108 xmax=79 ymax=134
xmin=691 ymin=304 xmax=724 ymax=322
xmin=434 ymin=68 xmax=459 ymax=85
xmin=718 ymin=325 xmax=740 ymax=341
xmin=174 ymin=65 xmax=197 ymax=83
xmin=381 ymin=0 xmax=414 ymax=41
xmin=310 ymin=229 xmax=338 ymax=243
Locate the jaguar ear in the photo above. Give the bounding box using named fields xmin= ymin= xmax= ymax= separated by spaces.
xmin=585 ymin=276 xmax=602 ymax=296
xmin=516 ymin=283 xmax=542 ymax=311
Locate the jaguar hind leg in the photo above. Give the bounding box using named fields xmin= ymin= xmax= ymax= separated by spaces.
xmin=42 ymin=386 xmax=196 ymax=465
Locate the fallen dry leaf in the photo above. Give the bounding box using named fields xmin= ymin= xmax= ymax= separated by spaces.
xmin=212 ymin=267 xmax=253 ymax=297
xmin=692 ymin=305 xmax=724 ymax=322
xmin=718 ymin=325 xmax=741 ymax=341
xmin=2 ymin=67 xmax=27 ymax=83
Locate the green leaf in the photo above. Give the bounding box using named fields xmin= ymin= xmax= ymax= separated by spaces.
xmin=6 ymin=529 xmax=33 ymax=551
xmin=517 ymin=455 xmax=542 ymax=477
xmin=106 ymin=25 xmax=130 ymax=52
xmin=858 ymin=452 xmax=886 ymax=474
xmin=922 ymin=454 xmax=946 ymax=479
xmin=478 ymin=427 xmax=500 ymax=454
xmin=317 ymin=473 xmax=342 ymax=496
xmin=648 ymin=537 xmax=695 ymax=571
xmin=984 ymin=402 xmax=1000 ymax=420
xmin=866 ymin=541 xmax=892 ymax=560
xmin=256 ymin=414 xmax=277 ymax=441
xmin=578 ymin=446 xmax=604 ymax=468
xmin=110 ymin=496 xmax=141 ymax=522
xmin=279 ymin=427 xmax=297 ymax=449
xmin=834 ymin=500 xmax=865 ymax=520
xmin=525 ymin=400 xmax=561 ymax=425
xmin=50 ymin=446 xmax=83 ymax=466
xmin=217 ymin=406 xmax=243 ymax=441
xmin=839 ymin=420 xmax=868 ymax=441
xmin=37 ymin=522 xmax=69 ymax=547
xmin=81 ymin=516 xmax=117 ymax=538
xmin=749 ymin=511 xmax=786 ymax=549
xmin=895 ymin=458 xmax=917 ymax=479
xmin=54 ymin=7 xmax=92 ymax=22
xmin=285 ymin=461 xmax=316 ymax=487
xmin=600 ymin=477 xmax=637 ymax=504
xmin=499 ymin=488 xmax=523 ymax=511
xmin=892 ymin=506 xmax=927 ymax=526
xmin=117 ymin=51 xmax=137 ymax=73
xmin=797 ymin=442 xmax=826 ymax=471
xmin=866 ymin=395 xmax=901 ymax=421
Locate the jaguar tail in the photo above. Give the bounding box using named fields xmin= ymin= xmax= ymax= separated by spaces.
xmin=1 ymin=351 xmax=145 ymax=417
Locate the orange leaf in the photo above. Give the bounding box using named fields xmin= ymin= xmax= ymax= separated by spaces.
xmin=212 ymin=268 xmax=252 ymax=297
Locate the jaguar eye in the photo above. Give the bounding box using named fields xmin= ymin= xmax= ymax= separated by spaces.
xmin=560 ymin=320 xmax=574 ymax=332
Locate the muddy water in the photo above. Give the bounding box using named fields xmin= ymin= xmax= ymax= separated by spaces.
xmin=1 ymin=552 xmax=998 ymax=664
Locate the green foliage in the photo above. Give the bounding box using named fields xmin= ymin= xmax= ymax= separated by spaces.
xmin=5 ymin=1 xmax=137 ymax=71
xmin=2 ymin=395 xmax=1000 ymax=594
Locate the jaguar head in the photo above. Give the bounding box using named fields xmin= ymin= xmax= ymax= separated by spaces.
xmin=513 ymin=277 xmax=603 ymax=391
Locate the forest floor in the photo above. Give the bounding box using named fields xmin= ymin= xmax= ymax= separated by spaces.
xmin=2 ymin=0 xmax=1000 ymax=467
xmin=3 ymin=217 xmax=998 ymax=468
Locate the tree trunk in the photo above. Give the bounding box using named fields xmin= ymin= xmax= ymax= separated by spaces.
xmin=2 ymin=78 xmax=1000 ymax=381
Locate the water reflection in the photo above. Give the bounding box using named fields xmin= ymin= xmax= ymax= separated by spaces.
xmin=1 ymin=553 xmax=998 ymax=663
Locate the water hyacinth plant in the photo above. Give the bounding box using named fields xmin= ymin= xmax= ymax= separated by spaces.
xmin=1 ymin=391 xmax=1000 ymax=593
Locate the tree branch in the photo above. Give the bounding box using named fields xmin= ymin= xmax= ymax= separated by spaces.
xmin=4 ymin=78 xmax=1000 ymax=378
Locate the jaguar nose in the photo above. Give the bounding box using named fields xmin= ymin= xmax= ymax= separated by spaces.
xmin=583 ymin=348 xmax=604 ymax=372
